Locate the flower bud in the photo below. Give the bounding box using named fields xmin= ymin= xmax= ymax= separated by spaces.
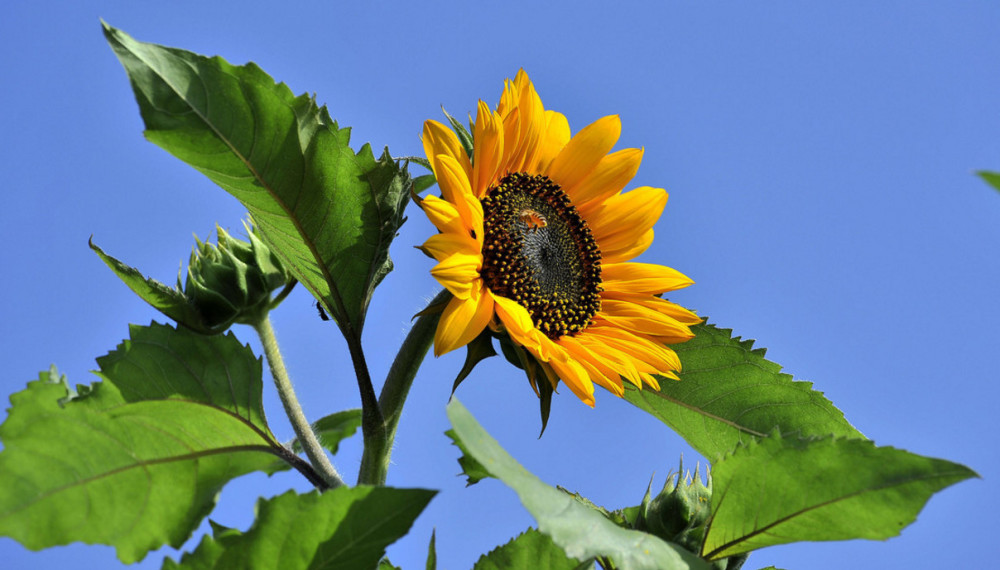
xmin=182 ymin=223 xmax=290 ymax=333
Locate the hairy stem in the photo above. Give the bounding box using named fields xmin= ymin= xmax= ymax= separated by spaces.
xmin=253 ymin=315 xmax=345 ymax=489
xmin=357 ymin=289 xmax=449 ymax=485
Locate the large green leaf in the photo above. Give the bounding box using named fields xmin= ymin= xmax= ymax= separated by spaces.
xmin=701 ymin=432 xmax=978 ymax=559
xmin=446 ymin=399 xmax=711 ymax=570
xmin=96 ymin=322 xmax=273 ymax=436
xmin=104 ymin=23 xmax=411 ymax=338
xmin=473 ymin=528 xmax=582 ymax=570
xmin=0 ymin=358 xmax=284 ymax=563
xmin=625 ymin=323 xmax=863 ymax=461
xmin=164 ymin=487 xmax=436 ymax=569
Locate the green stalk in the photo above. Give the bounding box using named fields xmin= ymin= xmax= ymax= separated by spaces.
xmin=253 ymin=314 xmax=345 ymax=489
xmin=357 ymin=289 xmax=449 ymax=485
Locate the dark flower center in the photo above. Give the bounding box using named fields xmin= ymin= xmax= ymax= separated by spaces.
xmin=480 ymin=172 xmax=602 ymax=339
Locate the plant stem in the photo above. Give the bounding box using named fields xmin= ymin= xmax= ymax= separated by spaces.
xmin=253 ymin=314 xmax=345 ymax=489
xmin=357 ymin=289 xmax=449 ymax=485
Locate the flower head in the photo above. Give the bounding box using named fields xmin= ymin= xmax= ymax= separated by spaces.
xmin=419 ymin=70 xmax=699 ymax=406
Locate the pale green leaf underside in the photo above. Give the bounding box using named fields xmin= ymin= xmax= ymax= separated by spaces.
xmin=446 ymin=399 xmax=710 ymax=570
xmin=702 ymin=433 xmax=978 ymax=559
xmin=625 ymin=323 xmax=862 ymax=461
xmin=164 ymin=487 xmax=436 ymax=569
xmin=104 ymin=23 xmax=410 ymax=336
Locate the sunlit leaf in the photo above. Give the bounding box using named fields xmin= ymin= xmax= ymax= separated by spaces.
xmin=473 ymin=528 xmax=581 ymax=570
xmin=164 ymin=487 xmax=436 ymax=569
xmin=625 ymin=323 xmax=862 ymax=461
xmin=446 ymin=399 xmax=711 ymax=570
xmin=701 ymin=432 xmax=978 ymax=559
xmin=0 ymin=352 xmax=284 ymax=563
xmin=104 ymin=23 xmax=411 ymax=339
xmin=292 ymin=408 xmax=362 ymax=456
xmin=978 ymin=170 xmax=1000 ymax=193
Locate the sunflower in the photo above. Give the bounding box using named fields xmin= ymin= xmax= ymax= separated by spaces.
xmin=419 ymin=70 xmax=700 ymax=407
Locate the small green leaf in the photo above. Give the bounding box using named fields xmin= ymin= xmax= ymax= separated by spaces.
xmin=445 ymin=428 xmax=492 ymax=486
xmin=978 ymin=170 xmax=1000 ymax=192
xmin=378 ymin=560 xmax=403 ymax=570
xmin=0 ymin=362 xmax=282 ymax=563
xmin=426 ymin=530 xmax=437 ymax=570
xmin=473 ymin=528 xmax=581 ymax=570
xmin=447 ymin=399 xmax=711 ymax=570
xmin=165 ymin=487 xmax=436 ymax=569
xmin=290 ymin=408 xmax=362 ymax=456
xmin=625 ymin=323 xmax=862 ymax=461
xmin=104 ymin=23 xmax=411 ymax=339
xmin=701 ymin=432 xmax=978 ymax=560
xmin=90 ymin=239 xmax=208 ymax=332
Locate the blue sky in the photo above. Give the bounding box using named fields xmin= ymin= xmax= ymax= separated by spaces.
xmin=2 ymin=2 xmax=998 ymax=568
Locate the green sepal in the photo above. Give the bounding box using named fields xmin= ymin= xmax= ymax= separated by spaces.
xmin=452 ymin=328 xmax=498 ymax=397
xmin=442 ymin=107 xmax=474 ymax=159
xmin=426 ymin=529 xmax=437 ymax=570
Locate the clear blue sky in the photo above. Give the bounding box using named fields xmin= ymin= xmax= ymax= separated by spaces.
xmin=2 ymin=2 xmax=997 ymax=568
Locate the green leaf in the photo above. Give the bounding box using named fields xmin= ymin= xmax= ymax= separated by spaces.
xmin=377 ymin=560 xmax=403 ymax=570
xmin=291 ymin=408 xmax=362 ymax=456
xmin=445 ymin=428 xmax=492 ymax=486
xmin=473 ymin=528 xmax=581 ymax=570
xmin=625 ymin=323 xmax=862 ymax=461
xmin=104 ymin=23 xmax=411 ymax=338
xmin=978 ymin=170 xmax=1000 ymax=193
xmin=0 ymin=361 xmax=283 ymax=563
xmin=96 ymin=322 xmax=273 ymax=436
xmin=701 ymin=432 xmax=978 ymax=560
xmin=165 ymin=487 xmax=436 ymax=569
xmin=426 ymin=529 xmax=437 ymax=570
xmin=90 ymin=238 xmax=209 ymax=332
xmin=447 ymin=399 xmax=711 ymax=570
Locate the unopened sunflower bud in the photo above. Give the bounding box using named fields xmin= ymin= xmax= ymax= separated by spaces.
xmin=182 ymin=223 xmax=290 ymax=332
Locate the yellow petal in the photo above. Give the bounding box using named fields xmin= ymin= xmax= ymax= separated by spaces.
xmin=595 ymin=299 xmax=694 ymax=342
xmin=421 ymin=232 xmax=480 ymax=262
xmin=569 ymin=147 xmax=643 ymax=206
xmin=433 ymin=154 xmax=484 ymax=239
xmin=422 ymin=120 xmax=471 ymax=181
xmin=601 ymin=262 xmax=694 ymax=294
xmin=546 ymin=115 xmax=621 ymax=193
xmin=419 ymin=194 xmax=464 ymax=235
xmin=558 ymin=335 xmax=625 ymax=396
xmin=547 ymin=353 xmax=595 ymax=407
xmin=434 ymin=283 xmax=495 ymax=356
xmin=472 ymin=101 xmax=504 ymax=197
xmin=430 ymin=254 xmax=481 ymax=300
xmin=535 ymin=110 xmax=570 ymax=173
xmin=602 ymin=229 xmax=655 ymax=263
xmin=600 ymin=290 xmax=702 ymax=325
xmin=587 ymin=186 xmax=667 ymax=247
